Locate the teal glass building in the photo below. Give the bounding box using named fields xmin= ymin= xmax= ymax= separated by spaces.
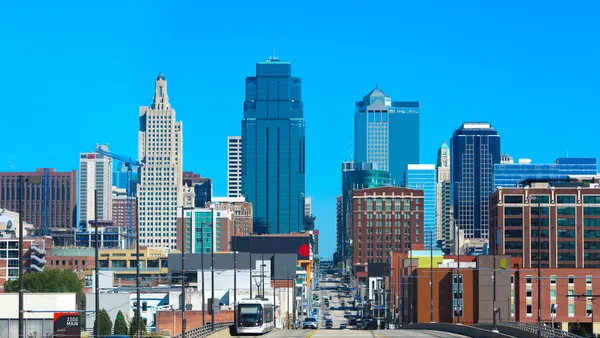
xmin=241 ymin=57 xmax=306 ymax=234
xmin=185 ymin=209 xmax=216 ymax=253
xmin=405 ymin=164 xmax=437 ymax=249
xmin=354 ymin=86 xmax=419 ymax=185
xmin=494 ymin=158 xmax=598 ymax=189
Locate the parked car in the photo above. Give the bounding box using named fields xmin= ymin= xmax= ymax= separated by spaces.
xmin=302 ymin=317 xmax=318 ymax=330
xmin=325 ymin=320 xmax=333 ymax=329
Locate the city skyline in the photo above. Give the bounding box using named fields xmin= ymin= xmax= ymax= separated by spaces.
xmin=3 ymin=1 xmax=600 ymax=257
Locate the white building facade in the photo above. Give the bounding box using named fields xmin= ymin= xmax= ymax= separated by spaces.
xmin=436 ymin=141 xmax=450 ymax=242
xmin=79 ymin=144 xmax=113 ymax=226
xmin=138 ymin=74 xmax=183 ymax=249
xmin=227 ymin=136 xmax=242 ymax=198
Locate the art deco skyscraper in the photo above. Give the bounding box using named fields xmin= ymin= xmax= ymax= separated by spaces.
xmin=79 ymin=144 xmax=113 ymax=227
xmin=138 ymin=73 xmax=183 ymax=248
xmin=354 ymin=86 xmax=419 ymax=185
xmin=436 ymin=142 xmax=450 ymax=242
xmin=241 ymin=56 xmax=306 ymax=234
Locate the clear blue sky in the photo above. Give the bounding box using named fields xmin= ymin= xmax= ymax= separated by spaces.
xmin=2 ymin=1 xmax=600 ymax=257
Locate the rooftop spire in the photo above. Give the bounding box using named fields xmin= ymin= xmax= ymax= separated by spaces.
xmin=152 ymin=73 xmax=170 ymax=110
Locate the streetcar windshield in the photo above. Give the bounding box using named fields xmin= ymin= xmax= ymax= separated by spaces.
xmin=238 ymin=304 xmax=262 ymax=326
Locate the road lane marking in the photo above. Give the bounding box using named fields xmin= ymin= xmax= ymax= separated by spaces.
xmin=306 ymin=329 xmax=318 ymax=338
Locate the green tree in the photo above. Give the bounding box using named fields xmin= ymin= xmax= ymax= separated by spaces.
xmin=113 ymin=310 xmax=128 ymax=335
xmin=129 ymin=313 xmax=147 ymax=337
xmin=4 ymin=269 xmax=83 ymax=293
xmin=93 ymin=309 xmax=112 ymax=337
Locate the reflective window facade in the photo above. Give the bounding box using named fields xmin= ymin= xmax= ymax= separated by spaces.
xmin=354 ymin=87 xmax=419 ymax=185
xmin=241 ymin=58 xmax=305 ymax=234
xmin=494 ymin=158 xmax=598 ymax=189
xmin=451 ymin=123 xmax=501 ymax=239
xmin=406 ymin=164 xmax=437 ymax=249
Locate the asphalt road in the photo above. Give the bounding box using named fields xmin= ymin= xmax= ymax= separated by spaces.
xmin=250 ymin=329 xmax=472 ymax=337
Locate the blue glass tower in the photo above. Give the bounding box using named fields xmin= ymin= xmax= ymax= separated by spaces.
xmin=405 ymin=164 xmax=437 ymax=249
xmin=113 ymin=162 xmax=138 ymax=195
xmin=241 ymin=56 xmax=305 ymax=234
xmin=494 ymin=158 xmax=598 ymax=189
xmin=451 ymin=122 xmax=501 ymax=239
xmin=354 ymin=86 xmax=419 ymax=185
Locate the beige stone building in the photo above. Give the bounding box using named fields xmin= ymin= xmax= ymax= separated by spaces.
xmin=137 ymin=74 xmax=183 ymax=249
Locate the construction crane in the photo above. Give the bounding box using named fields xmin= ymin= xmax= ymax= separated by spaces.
xmin=95 ymin=146 xmax=143 ymax=249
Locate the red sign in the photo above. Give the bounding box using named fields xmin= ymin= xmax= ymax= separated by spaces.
xmin=54 ymin=312 xmax=81 ymax=338
xmin=314 ymin=230 xmax=319 ymax=235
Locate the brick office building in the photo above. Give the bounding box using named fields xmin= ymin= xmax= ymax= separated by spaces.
xmin=0 ymin=168 xmax=77 ymax=232
xmin=490 ymin=179 xmax=600 ymax=268
xmin=352 ymin=187 xmax=424 ymax=266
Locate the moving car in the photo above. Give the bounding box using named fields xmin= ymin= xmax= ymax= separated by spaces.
xmin=325 ymin=320 xmax=333 ymax=329
xmin=302 ymin=317 xmax=318 ymax=330
xmin=344 ymin=309 xmax=351 ymax=315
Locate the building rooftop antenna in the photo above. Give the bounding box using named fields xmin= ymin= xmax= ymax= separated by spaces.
xmin=269 ymin=50 xmax=279 ymax=62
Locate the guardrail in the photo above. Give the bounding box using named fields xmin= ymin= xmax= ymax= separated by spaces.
xmin=482 ymin=322 xmax=584 ymax=338
xmin=402 ymin=322 xmax=515 ymax=338
xmin=171 ymin=322 xmax=233 ymax=338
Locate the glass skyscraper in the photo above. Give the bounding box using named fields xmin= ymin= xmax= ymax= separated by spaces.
xmin=354 ymin=86 xmax=419 ymax=185
xmin=339 ymin=161 xmax=393 ymax=257
xmin=406 ymin=164 xmax=437 ymax=249
xmin=494 ymin=157 xmax=598 ymax=189
xmin=113 ymin=162 xmax=138 ymax=196
xmin=451 ymin=122 xmax=501 ymax=239
xmin=241 ymin=56 xmax=305 ymax=234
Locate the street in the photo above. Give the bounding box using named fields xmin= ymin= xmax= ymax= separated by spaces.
xmin=243 ymin=329 xmax=472 ymax=337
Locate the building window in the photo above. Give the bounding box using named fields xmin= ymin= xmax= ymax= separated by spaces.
xmin=557 ymin=195 xmax=576 ymax=204
xmin=587 ymin=276 xmax=592 ymax=284
xmin=526 ymin=276 xmax=532 ymax=284
xmin=550 ymin=289 xmax=556 ymax=298
xmin=527 ymin=304 xmax=533 ymax=316
xmin=527 ymin=289 xmax=532 ymax=298
xmin=504 ymin=195 xmax=523 ymax=204
xmin=569 ymin=304 xmax=575 ymax=317
xmin=587 ymin=304 xmax=593 ymax=317
xmin=550 ymin=275 xmax=556 ymax=284
xmin=569 ymin=276 xmax=574 ymax=284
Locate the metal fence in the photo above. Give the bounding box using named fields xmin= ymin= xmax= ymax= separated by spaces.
xmin=486 ymin=322 xmax=584 ymax=338
xmin=171 ymin=322 xmax=233 ymax=338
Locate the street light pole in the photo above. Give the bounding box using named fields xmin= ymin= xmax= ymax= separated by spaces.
xmin=94 ymin=189 xmax=100 ymax=338
xmin=136 ymin=192 xmax=141 ymax=338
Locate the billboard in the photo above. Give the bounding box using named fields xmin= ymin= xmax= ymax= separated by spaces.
xmin=53 ymin=312 xmax=80 ymax=338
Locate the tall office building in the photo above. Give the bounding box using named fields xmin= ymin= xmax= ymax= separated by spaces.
xmin=241 ymin=56 xmax=305 ymax=234
xmin=406 ymin=164 xmax=437 ymax=249
xmin=436 ymin=142 xmax=450 ymax=243
xmin=451 ymin=122 xmax=501 ymax=239
xmin=354 ymin=86 xmax=419 ymax=185
xmin=227 ymin=136 xmax=242 ymax=198
xmin=182 ymin=172 xmax=212 ymax=207
xmin=138 ymin=73 xmax=183 ymax=249
xmin=494 ymin=157 xmax=598 ymax=189
xmin=113 ymin=162 xmax=138 ymax=196
xmin=79 ymin=145 xmax=113 ymax=227
xmin=0 ymin=168 xmax=77 ymax=233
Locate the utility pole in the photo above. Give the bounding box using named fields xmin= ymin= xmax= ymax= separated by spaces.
xmin=430 ymin=230 xmax=434 ymax=323
xmin=94 ymin=189 xmax=100 ymax=338
xmin=180 ymin=207 xmax=192 ymax=338
xmin=201 ymin=220 xmax=205 ymax=326
xmin=537 ymin=199 xmax=541 ymax=338
xmin=211 ymin=206 xmax=215 ymax=332
xmin=136 ymin=191 xmax=141 ymax=338
xmin=492 ymin=235 xmax=498 ymax=333
xmin=456 ymin=218 xmax=461 ymax=325
xmin=18 ymin=177 xmax=24 ymax=338
xmin=233 ymin=234 xmax=237 ymax=325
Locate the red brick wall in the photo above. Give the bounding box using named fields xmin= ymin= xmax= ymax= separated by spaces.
xmin=156 ymin=310 xmax=234 ymax=335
